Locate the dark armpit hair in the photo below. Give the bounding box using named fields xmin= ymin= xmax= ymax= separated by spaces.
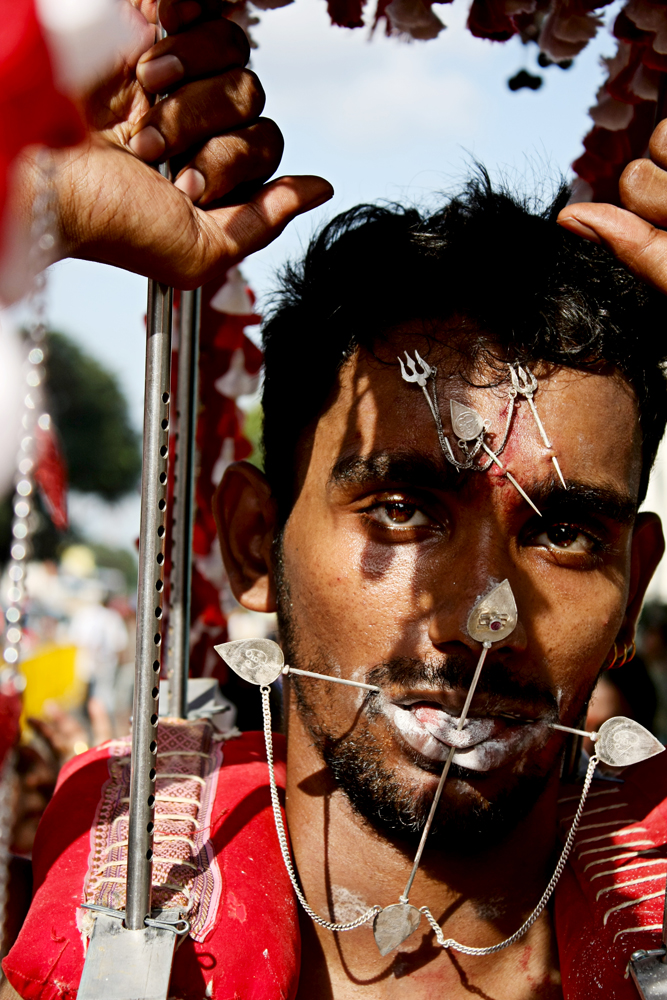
xmin=261 ymin=170 xmax=667 ymax=518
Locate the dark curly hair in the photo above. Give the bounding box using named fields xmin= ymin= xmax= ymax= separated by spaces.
xmin=261 ymin=171 xmax=667 ymax=519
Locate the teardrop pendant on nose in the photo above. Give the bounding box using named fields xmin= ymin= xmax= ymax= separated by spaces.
xmin=467 ymin=579 xmax=518 ymax=644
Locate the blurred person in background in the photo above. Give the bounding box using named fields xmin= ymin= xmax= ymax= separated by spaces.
xmin=69 ymin=595 xmax=128 ymax=738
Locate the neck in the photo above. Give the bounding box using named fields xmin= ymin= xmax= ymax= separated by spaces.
xmin=284 ymin=702 xmax=564 ymax=998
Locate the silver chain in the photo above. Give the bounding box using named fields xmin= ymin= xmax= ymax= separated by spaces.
xmin=3 ymin=149 xmax=56 ymax=677
xmin=262 ymin=686 xmax=597 ymax=954
xmin=421 ymin=753 xmax=598 ymax=956
xmin=260 ymin=686 xmax=381 ymax=932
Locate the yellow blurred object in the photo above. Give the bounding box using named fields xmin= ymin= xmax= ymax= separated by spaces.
xmin=19 ymin=644 xmax=85 ymax=727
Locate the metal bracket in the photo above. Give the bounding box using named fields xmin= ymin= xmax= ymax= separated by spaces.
xmin=629 ymin=948 xmax=667 ymax=998
xmin=77 ymin=908 xmax=188 ymax=1000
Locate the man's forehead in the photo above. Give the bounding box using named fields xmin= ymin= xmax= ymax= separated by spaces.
xmin=307 ymin=332 xmax=643 ymax=503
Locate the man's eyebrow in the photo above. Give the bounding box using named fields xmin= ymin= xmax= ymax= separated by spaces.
xmin=328 ymin=451 xmax=455 ymax=491
xmin=527 ymin=478 xmax=637 ymax=525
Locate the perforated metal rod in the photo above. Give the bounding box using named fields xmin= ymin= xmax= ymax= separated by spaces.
xmin=168 ymin=289 xmax=200 ymax=719
xmin=126 ymin=260 xmax=172 ymax=930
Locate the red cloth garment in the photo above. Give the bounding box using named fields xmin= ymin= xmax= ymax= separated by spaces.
xmin=555 ymin=754 xmax=667 ymax=998
xmin=3 ymin=730 xmax=300 ymax=1000
xmin=6 ymin=739 xmax=667 ymax=999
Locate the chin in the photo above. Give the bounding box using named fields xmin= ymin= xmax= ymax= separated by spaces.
xmin=316 ymin=720 xmax=555 ymax=854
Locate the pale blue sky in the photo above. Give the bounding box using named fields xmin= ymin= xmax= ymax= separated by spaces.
xmin=23 ymin=0 xmax=632 ymax=552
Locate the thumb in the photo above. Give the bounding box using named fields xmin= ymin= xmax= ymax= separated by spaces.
xmin=201 ymin=174 xmax=334 ymax=283
xmin=557 ymin=202 xmax=667 ymax=295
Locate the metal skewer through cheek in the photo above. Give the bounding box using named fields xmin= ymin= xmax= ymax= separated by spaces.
xmin=401 ymin=640 xmax=492 ymax=903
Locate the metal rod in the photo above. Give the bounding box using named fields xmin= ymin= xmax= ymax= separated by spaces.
xmin=168 ymin=288 xmax=200 ymax=719
xmin=402 ymin=642 xmax=491 ymax=902
xmin=480 ymin=443 xmax=541 ymax=516
xmin=126 ymin=273 xmax=172 ymax=930
xmin=550 ymin=722 xmax=597 ymax=740
xmin=283 ymin=665 xmax=379 ymax=692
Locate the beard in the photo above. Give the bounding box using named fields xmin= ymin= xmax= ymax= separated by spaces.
xmin=274 ymin=538 xmax=570 ymax=854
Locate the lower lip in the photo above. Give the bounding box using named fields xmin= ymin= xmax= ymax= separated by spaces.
xmin=382 ymin=702 xmax=548 ymax=771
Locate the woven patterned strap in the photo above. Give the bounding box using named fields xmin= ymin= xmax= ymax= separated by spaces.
xmin=83 ymin=718 xmax=223 ymax=941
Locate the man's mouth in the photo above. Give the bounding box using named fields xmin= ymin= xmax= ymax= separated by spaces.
xmin=382 ymin=692 xmax=549 ymax=771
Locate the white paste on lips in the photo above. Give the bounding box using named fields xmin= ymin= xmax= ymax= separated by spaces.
xmin=383 ymin=701 xmax=549 ymax=771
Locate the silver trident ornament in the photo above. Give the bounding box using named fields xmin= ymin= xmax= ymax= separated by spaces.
xmin=373 ymin=581 xmax=518 ymax=957
xmin=399 ymin=352 xmax=541 ymax=516
xmin=508 ymin=364 xmax=567 ymax=489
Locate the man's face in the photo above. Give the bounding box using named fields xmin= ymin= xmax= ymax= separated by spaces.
xmin=265 ymin=328 xmax=655 ymax=847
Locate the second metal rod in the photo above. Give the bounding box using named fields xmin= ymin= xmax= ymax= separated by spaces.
xmin=168 ymin=288 xmax=200 ymax=719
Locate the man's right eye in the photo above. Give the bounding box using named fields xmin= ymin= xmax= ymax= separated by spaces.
xmin=364 ymin=500 xmax=431 ymax=530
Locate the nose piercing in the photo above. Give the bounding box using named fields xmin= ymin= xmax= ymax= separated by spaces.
xmin=373 ymin=580 xmax=519 ymax=956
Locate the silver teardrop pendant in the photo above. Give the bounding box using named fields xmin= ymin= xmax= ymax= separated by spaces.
xmin=373 ymin=903 xmax=422 ymax=956
xmin=214 ymin=637 xmax=284 ymax=686
xmin=595 ymin=716 xmax=665 ymax=768
xmin=467 ymin=579 xmax=518 ymax=644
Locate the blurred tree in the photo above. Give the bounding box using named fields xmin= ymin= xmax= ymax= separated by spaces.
xmin=0 ymin=331 xmax=141 ymax=563
xmin=45 ymin=331 xmax=141 ymax=500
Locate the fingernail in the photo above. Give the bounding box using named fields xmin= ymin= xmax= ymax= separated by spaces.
xmin=174 ymin=168 xmax=206 ymax=202
xmin=137 ymin=54 xmax=184 ymax=92
xmin=557 ymin=216 xmax=602 ymax=244
xmin=129 ymin=126 xmax=166 ymax=162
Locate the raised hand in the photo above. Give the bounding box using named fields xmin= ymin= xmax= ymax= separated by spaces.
xmin=15 ymin=0 xmax=333 ymax=289
xmin=558 ymin=119 xmax=667 ymax=295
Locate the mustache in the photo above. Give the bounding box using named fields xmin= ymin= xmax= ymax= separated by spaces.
xmin=366 ymin=655 xmax=559 ymax=717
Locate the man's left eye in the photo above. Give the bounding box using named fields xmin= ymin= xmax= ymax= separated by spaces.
xmin=368 ymin=501 xmax=430 ymax=529
xmin=533 ymin=523 xmax=594 ymax=553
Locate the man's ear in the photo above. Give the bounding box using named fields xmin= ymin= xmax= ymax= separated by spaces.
xmin=213 ymin=461 xmax=278 ymax=613
xmin=621 ymin=511 xmax=665 ymax=640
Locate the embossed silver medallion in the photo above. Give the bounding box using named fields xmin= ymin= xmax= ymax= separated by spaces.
xmin=214 ymin=638 xmax=284 ymax=686
xmin=595 ymin=716 xmax=664 ymax=768
xmin=467 ymin=580 xmax=518 ymax=644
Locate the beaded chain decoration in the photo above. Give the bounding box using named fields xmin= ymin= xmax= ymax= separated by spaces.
xmin=0 ymin=149 xmax=58 ymax=966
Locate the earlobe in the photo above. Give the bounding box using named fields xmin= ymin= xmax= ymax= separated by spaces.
xmin=622 ymin=511 xmax=665 ymax=640
xmin=213 ymin=461 xmax=278 ymax=613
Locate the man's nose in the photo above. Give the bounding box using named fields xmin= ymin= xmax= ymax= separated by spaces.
xmin=425 ymin=533 xmax=529 ymax=655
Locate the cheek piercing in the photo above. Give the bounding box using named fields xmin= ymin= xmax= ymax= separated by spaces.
xmin=214 ymin=638 xmax=380 ymax=693
xmin=549 ymin=717 xmax=663 ymax=769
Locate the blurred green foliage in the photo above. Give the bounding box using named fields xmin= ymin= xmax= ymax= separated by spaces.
xmin=46 ymin=331 xmax=141 ymax=500
xmin=243 ymin=403 xmax=264 ymax=471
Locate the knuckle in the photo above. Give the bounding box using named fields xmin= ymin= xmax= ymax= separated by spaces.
xmin=619 ymin=159 xmax=652 ymax=210
xmin=253 ymin=118 xmax=285 ymax=164
xmin=230 ymin=68 xmax=266 ymax=119
xmin=649 ymin=120 xmax=667 ymax=162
